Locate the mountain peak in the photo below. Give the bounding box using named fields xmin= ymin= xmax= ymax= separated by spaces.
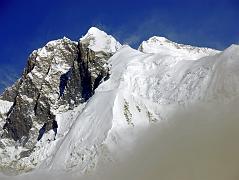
xmin=139 ymin=36 xmax=220 ymax=60
xmin=80 ymin=27 xmax=122 ymax=54
xmin=148 ymin=36 xmax=170 ymax=43
xmin=87 ymin=26 xmax=105 ymax=34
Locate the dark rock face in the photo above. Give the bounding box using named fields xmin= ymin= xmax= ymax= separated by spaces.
xmin=0 ymin=38 xmax=111 ymax=142
xmin=1 ymin=38 xmax=78 ymax=142
xmin=78 ymin=42 xmax=111 ymax=101
xmin=3 ymin=96 xmax=33 ymax=141
xmin=58 ymin=58 xmax=83 ymax=107
xmin=59 ymin=69 xmax=72 ymax=98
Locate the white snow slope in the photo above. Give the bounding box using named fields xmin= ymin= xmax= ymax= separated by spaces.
xmin=139 ymin=36 xmax=220 ymax=59
xmin=1 ymin=28 xmax=239 ymax=176
xmin=38 ymin=41 xmax=239 ymax=173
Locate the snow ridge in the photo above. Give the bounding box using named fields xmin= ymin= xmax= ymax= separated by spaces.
xmin=139 ymin=36 xmax=220 ymax=60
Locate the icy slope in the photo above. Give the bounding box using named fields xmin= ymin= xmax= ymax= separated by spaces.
xmin=39 ymin=44 xmax=239 ymax=172
xmin=42 ymin=46 xmax=147 ymax=171
xmin=98 ymin=44 xmax=239 ymax=166
xmin=139 ymin=36 xmax=220 ymax=60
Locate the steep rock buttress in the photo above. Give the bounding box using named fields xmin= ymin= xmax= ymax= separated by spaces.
xmin=0 ymin=27 xmax=121 ymax=172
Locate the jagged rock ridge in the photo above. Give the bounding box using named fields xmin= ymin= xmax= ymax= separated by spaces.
xmin=0 ymin=27 xmax=121 ymax=172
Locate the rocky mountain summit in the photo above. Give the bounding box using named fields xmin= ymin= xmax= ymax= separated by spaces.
xmin=0 ymin=27 xmax=121 ymax=172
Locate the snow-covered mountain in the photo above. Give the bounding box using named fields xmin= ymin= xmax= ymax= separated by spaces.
xmin=0 ymin=27 xmax=239 ymax=176
xmin=139 ymin=36 xmax=219 ymax=59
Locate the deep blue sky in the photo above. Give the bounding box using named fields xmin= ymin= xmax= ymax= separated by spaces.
xmin=0 ymin=0 xmax=239 ymax=91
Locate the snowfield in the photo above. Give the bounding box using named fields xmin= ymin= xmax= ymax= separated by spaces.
xmin=39 ymin=44 xmax=239 ymax=171
xmin=0 ymin=27 xmax=239 ymax=178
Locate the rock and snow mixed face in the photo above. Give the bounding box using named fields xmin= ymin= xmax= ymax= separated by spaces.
xmin=37 ymin=43 xmax=239 ymax=173
xmin=0 ymin=27 xmax=239 ymax=176
xmin=0 ymin=27 xmax=121 ymax=172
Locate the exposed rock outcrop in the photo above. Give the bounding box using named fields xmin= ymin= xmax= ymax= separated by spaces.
xmin=0 ymin=27 xmax=121 ymax=171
